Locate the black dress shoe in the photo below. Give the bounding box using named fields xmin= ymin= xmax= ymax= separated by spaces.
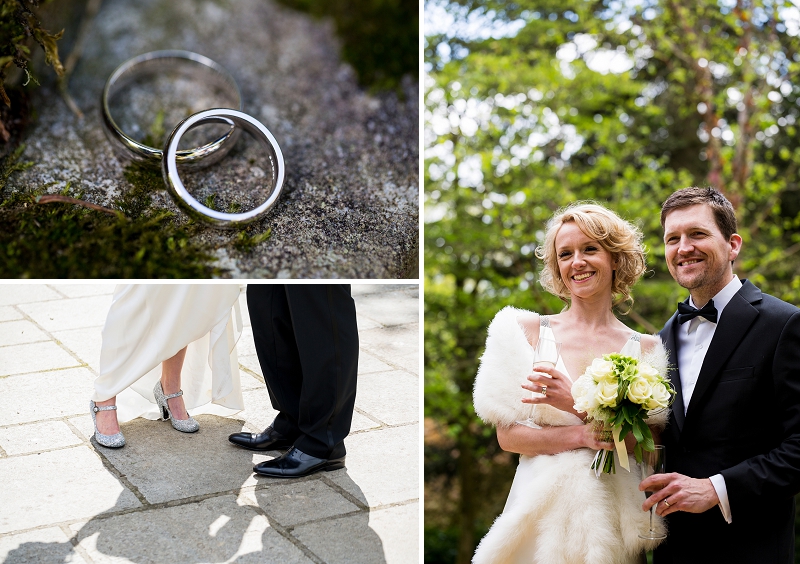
xmin=253 ymin=447 xmax=345 ymax=478
xmin=228 ymin=426 xmax=295 ymax=452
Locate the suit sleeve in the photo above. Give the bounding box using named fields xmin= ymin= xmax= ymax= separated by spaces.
xmin=720 ymin=310 xmax=800 ymax=505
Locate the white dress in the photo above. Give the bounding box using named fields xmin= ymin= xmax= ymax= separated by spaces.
xmin=472 ymin=307 xmax=668 ymax=564
xmin=93 ymin=285 xmax=245 ymax=423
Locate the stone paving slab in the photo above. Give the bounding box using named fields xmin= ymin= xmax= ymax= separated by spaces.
xmin=48 ymin=285 xmax=116 ymax=298
xmin=359 ymin=324 xmax=420 ymax=376
xmin=0 ymin=286 xmax=63 ymax=307
xmin=253 ymin=481 xmax=360 ymax=527
xmin=293 ymin=501 xmax=419 ymax=564
xmin=0 ymin=320 xmax=50 ymax=347
xmin=0 ymin=342 xmax=82 ymax=376
xmin=355 ymin=371 xmax=419 ymax=426
xmin=0 ymin=368 xmax=94 ymax=424
xmin=70 ymin=495 xmax=314 ymax=564
xmin=327 ymin=425 xmax=419 ymax=508
xmin=0 ymin=446 xmax=142 ymax=534
xmin=0 ymin=307 xmax=23 ymax=323
xmin=358 ymin=351 xmax=395 ymax=375
xmin=17 ymin=295 xmax=114 ymax=333
xmin=0 ymin=527 xmax=89 ymax=564
xmin=0 ymin=420 xmax=83 ymax=456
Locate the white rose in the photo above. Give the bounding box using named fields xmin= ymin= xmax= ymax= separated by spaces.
xmin=626 ymin=376 xmax=653 ymax=405
xmin=572 ymin=376 xmax=599 ymax=413
xmin=589 ymin=358 xmax=616 ymax=383
xmin=595 ymin=379 xmax=619 ymax=408
xmin=646 ymin=383 xmax=671 ymax=410
xmin=638 ymin=363 xmax=660 ymax=384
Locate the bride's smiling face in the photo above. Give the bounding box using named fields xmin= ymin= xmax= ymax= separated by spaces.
xmin=555 ymin=222 xmax=617 ymax=300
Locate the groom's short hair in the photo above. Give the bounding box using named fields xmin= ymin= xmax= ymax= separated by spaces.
xmin=660 ymin=187 xmax=738 ymax=239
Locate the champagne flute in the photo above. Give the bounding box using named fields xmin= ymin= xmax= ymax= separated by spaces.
xmin=525 ymin=337 xmax=561 ymax=428
xmin=639 ymin=445 xmax=667 ymax=540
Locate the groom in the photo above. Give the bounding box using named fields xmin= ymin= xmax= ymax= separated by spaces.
xmin=228 ymin=284 xmax=359 ymax=478
xmin=641 ymin=187 xmax=800 ymax=563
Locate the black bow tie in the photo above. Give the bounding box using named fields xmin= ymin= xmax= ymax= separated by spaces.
xmin=677 ymin=300 xmax=718 ymax=324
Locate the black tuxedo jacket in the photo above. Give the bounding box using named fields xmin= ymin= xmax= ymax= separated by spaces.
xmin=654 ymin=280 xmax=800 ymax=563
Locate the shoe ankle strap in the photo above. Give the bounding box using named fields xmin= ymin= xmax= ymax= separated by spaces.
xmin=163 ymin=389 xmax=184 ymax=400
xmin=93 ymin=404 xmax=117 ymax=413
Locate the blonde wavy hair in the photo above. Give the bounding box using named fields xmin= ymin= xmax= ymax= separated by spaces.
xmin=535 ymin=202 xmax=647 ymax=307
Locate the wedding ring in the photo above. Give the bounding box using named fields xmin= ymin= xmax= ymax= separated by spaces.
xmin=663 ymin=499 xmax=671 ymax=508
xmin=102 ymin=50 xmax=242 ymax=168
xmin=541 ymin=385 xmax=547 ymax=397
xmin=162 ymin=108 xmax=284 ymax=228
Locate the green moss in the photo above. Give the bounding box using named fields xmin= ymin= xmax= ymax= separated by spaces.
xmin=233 ymin=227 xmax=271 ymax=252
xmin=0 ymin=156 xmax=224 ymax=278
xmin=275 ymin=0 xmax=417 ymax=92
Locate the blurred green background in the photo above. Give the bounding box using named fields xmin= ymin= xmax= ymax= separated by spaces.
xmin=423 ymin=1 xmax=800 ymax=562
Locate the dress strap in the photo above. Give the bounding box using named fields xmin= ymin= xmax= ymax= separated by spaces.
xmin=629 ymin=333 xmax=641 ymax=342
xmin=539 ymin=315 xmax=551 ymax=328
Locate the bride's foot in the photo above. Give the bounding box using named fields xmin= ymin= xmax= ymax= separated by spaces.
xmin=153 ymin=380 xmax=199 ymax=433
xmin=94 ymin=399 xmax=120 ymax=435
xmin=89 ymin=400 xmax=125 ymax=448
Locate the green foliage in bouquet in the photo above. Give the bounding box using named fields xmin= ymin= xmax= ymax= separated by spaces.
xmin=0 ymin=0 xmax=64 ymax=106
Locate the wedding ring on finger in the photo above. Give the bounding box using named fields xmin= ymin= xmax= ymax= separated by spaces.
xmin=162 ymin=108 xmax=285 ymax=228
xmin=102 ymin=50 xmax=242 ymax=168
xmin=541 ymin=385 xmax=547 ymax=397
xmin=663 ymin=499 xmax=671 ymax=508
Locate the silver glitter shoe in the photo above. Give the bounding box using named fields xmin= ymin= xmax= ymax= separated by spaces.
xmin=90 ymin=400 xmax=126 ymax=448
xmin=153 ymin=381 xmax=199 ymax=433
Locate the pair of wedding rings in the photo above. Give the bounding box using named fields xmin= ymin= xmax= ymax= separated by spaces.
xmin=101 ymin=51 xmax=284 ymax=228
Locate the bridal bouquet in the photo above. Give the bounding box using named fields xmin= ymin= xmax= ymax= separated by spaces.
xmin=571 ymin=353 xmax=674 ymax=475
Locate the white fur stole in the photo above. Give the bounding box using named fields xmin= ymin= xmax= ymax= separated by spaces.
xmin=471 ymin=307 xmax=670 ymax=564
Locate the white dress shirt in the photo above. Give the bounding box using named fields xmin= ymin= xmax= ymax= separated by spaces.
xmin=676 ymin=274 xmax=742 ymax=524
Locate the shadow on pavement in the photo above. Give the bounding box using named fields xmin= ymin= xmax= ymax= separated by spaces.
xmin=3 ymin=416 xmax=386 ymax=564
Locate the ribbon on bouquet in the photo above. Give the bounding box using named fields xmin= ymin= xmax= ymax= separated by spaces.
xmin=613 ymin=425 xmax=630 ymax=472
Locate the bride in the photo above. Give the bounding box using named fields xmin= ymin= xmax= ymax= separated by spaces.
xmin=473 ymin=203 xmax=668 ymax=564
xmin=90 ymin=284 xmax=245 ymax=448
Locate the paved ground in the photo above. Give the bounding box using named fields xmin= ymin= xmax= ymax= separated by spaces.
xmin=0 ymin=284 xmax=419 ymax=563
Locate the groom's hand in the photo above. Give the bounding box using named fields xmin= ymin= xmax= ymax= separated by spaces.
xmin=640 ymin=473 xmax=720 ymax=516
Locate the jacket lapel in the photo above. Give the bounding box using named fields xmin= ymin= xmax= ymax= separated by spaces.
xmin=660 ymin=311 xmax=685 ymax=432
xmin=683 ymin=280 xmax=762 ymax=424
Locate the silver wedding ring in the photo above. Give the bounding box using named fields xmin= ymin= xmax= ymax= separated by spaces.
xmin=163 ymin=109 xmax=285 ymax=228
xmin=102 ymin=50 xmax=242 ymax=168
xmin=102 ymin=52 xmax=285 ymax=226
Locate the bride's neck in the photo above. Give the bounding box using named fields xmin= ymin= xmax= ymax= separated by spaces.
xmin=559 ymin=296 xmax=617 ymax=330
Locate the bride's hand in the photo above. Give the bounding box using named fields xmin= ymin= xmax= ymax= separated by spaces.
xmin=521 ymin=365 xmax=576 ymax=414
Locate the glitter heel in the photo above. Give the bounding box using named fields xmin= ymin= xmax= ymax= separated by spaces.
xmin=153 ymin=381 xmax=199 ymax=433
xmin=90 ymin=400 xmax=126 ymax=448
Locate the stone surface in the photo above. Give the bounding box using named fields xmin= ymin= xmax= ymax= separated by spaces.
xmin=359 ymin=324 xmax=420 ymax=376
xmin=0 ymin=420 xmax=83 ymax=455
xmin=71 ymin=495 xmax=313 ymax=564
xmin=0 ymin=285 xmax=62 ymax=307
xmin=94 ymin=415 xmax=274 ymax=505
xmin=0 ymin=527 xmax=89 ymax=564
xmin=9 ymin=0 xmax=419 ymax=279
xmin=0 ymin=446 xmax=142 ymax=534
xmin=49 ymin=284 xmax=116 ymax=298
xmin=17 ymin=295 xmax=114 ymax=332
xmin=0 ymin=342 xmax=83 ymax=377
xmin=253 ymin=480 xmax=359 ymax=527
xmin=0 ymin=368 xmax=95 ymax=425
xmin=0 ymin=306 xmax=23 ymax=322
xmin=355 ymin=370 xmax=419 ymax=426
xmin=292 ymin=502 xmax=419 ymax=564
xmin=327 ymin=425 xmax=418 ymax=508
xmin=0 ymin=320 xmax=50 ymax=347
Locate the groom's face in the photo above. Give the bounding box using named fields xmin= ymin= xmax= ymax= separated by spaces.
xmin=663 ymin=204 xmax=741 ymax=293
